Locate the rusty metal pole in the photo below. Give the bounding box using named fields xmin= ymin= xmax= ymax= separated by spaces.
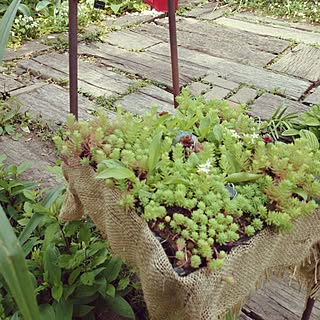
xmin=68 ymin=0 xmax=78 ymax=119
xmin=167 ymin=0 xmax=179 ymax=108
xmin=301 ymin=296 xmax=315 ymax=320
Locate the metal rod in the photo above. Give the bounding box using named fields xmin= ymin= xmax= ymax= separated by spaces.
xmin=301 ymin=296 xmax=315 ymax=320
xmin=167 ymin=0 xmax=179 ymax=108
xmin=68 ymin=0 xmax=78 ymax=119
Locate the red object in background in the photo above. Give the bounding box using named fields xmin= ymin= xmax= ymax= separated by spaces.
xmin=144 ymin=0 xmax=178 ymax=12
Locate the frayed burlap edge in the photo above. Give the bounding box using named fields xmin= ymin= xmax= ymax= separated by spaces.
xmin=59 ymin=163 xmax=320 ymax=320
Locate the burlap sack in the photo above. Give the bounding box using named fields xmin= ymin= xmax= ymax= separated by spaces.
xmin=60 ymin=163 xmax=320 ymax=320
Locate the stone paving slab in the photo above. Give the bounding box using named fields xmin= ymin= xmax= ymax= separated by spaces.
xmin=188 ymin=82 xmax=210 ymax=96
xmin=104 ymin=10 xmax=163 ymax=28
xmin=148 ymin=44 xmax=311 ymax=99
xmin=304 ymin=86 xmax=320 ymax=105
xmin=0 ymin=134 xmax=61 ymax=189
xmin=78 ymin=42 xmax=206 ymax=89
xmin=18 ymin=52 xmax=135 ymax=98
xmin=115 ymin=85 xmax=174 ymax=115
xmin=10 ymin=83 xmax=110 ymax=124
xmin=0 ymin=73 xmax=24 ymax=92
xmin=104 ymin=29 xmax=162 ymax=50
xmin=271 ymin=44 xmax=320 ymax=82
xmin=147 ymin=17 xmax=288 ymax=67
xmin=216 ymin=16 xmax=320 ymax=45
xmin=229 ymin=87 xmax=257 ymax=104
xmin=231 ymin=12 xmax=320 ymax=33
xmin=157 ymin=17 xmax=290 ymax=55
xmin=203 ymin=74 xmax=239 ymax=91
xmin=4 ymin=39 xmax=50 ymax=61
xmin=250 ymin=93 xmax=309 ymax=119
xmin=242 ymin=277 xmax=320 ymax=320
xmin=181 ymin=1 xmax=230 ymax=20
xmin=203 ymin=85 xmax=230 ymax=101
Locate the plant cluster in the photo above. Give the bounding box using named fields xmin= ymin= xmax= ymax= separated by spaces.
xmin=54 ymin=89 xmax=320 ymax=273
xmin=282 ymin=104 xmax=320 ymax=150
xmin=223 ymin=0 xmax=320 ymax=23
xmin=1 ymin=0 xmax=147 ymax=47
xmin=0 ymin=155 xmax=140 ymax=319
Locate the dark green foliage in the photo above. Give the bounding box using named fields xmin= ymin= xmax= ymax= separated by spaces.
xmin=0 ymin=155 xmax=137 ymax=319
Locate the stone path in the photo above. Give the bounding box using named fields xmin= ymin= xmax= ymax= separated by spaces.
xmin=1 ymin=1 xmax=320 ymax=319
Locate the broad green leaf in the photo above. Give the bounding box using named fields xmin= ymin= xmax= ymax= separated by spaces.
xmin=104 ymin=257 xmax=122 ymax=282
xmin=4 ymin=124 xmax=15 ymax=135
xmin=22 ymin=237 xmax=41 ymax=256
xmin=43 ymin=245 xmax=61 ymax=285
xmin=299 ymin=129 xmax=319 ymax=150
xmin=105 ymin=295 xmax=135 ymax=319
xmin=3 ymin=110 xmax=15 ymax=122
xmin=58 ymin=250 xmax=86 ymax=269
xmin=101 ymin=159 xmax=125 ymax=168
xmin=20 ymin=123 xmax=30 ymax=133
xmin=73 ymin=305 xmax=95 ymax=317
xmin=17 ymin=161 xmax=32 ymax=175
xmin=53 ymin=301 xmax=73 ymax=320
xmin=0 ymin=205 xmax=41 ymax=320
xmin=147 ymin=131 xmax=162 ymax=173
xmin=72 ymin=285 xmax=98 ymax=298
xmin=96 ymin=167 xmax=135 ymax=180
xmin=212 ymin=124 xmax=223 ymax=143
xmin=198 ymin=115 xmax=211 ymax=138
xmin=0 ymin=0 xmax=21 ymax=62
xmin=225 ymin=151 xmax=241 ymax=173
xmin=68 ymin=266 xmax=82 ymax=285
xmin=118 ymin=277 xmax=130 ymax=290
xmin=52 ymin=283 xmax=63 ymax=301
xmin=35 ymin=0 xmax=50 ymax=11
xmin=226 ymin=172 xmax=262 ymax=183
xmin=18 ymin=212 xmax=43 ymax=246
xmin=300 ymin=114 xmax=320 ymax=126
xmin=18 ymin=3 xmax=31 ymax=16
xmin=106 ymin=283 xmax=115 ymax=297
xmin=163 ymin=177 xmax=189 ymax=185
xmin=282 ymin=128 xmax=300 ymax=136
xmin=39 ymin=304 xmax=55 ymax=320
xmin=63 ymin=221 xmax=81 ymax=237
xmin=41 ymin=184 xmax=65 ymax=208
xmin=292 ymin=187 xmax=308 ymax=201
xmin=22 ymin=189 xmax=36 ymax=201
xmin=110 ymin=3 xmax=122 ymax=14
xmin=79 ymin=223 xmax=91 ymax=245
xmin=80 ymin=272 xmax=95 ymax=286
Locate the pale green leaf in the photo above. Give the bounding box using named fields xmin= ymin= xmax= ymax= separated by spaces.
xmin=0 ymin=0 xmax=21 ymax=63
xmin=147 ymin=131 xmax=162 ymax=173
xmin=96 ymin=167 xmax=135 ymax=180
xmin=0 ymin=205 xmax=41 ymax=320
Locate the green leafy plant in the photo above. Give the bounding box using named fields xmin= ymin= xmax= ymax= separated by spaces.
xmin=0 ymin=204 xmax=41 ymax=320
xmin=223 ymin=0 xmax=320 ymax=23
xmin=260 ymin=106 xmax=298 ymax=141
xmin=0 ymin=155 xmax=138 ymax=319
xmin=55 ymin=89 xmax=320 ymax=275
xmin=282 ymin=105 xmax=320 ymax=150
xmin=0 ymin=0 xmax=21 ymax=62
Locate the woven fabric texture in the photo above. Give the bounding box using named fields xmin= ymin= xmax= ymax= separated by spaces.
xmin=60 ymin=163 xmax=320 ymax=320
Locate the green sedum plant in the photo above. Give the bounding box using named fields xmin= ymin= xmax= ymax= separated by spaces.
xmin=54 ymin=89 xmax=320 ymax=274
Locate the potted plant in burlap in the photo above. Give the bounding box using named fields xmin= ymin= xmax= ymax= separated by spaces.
xmin=55 ymin=90 xmax=320 ymax=320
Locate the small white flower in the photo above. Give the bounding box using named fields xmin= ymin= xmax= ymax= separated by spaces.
xmin=197 ymin=159 xmax=212 ymax=174
xmin=229 ymin=129 xmax=241 ymax=139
